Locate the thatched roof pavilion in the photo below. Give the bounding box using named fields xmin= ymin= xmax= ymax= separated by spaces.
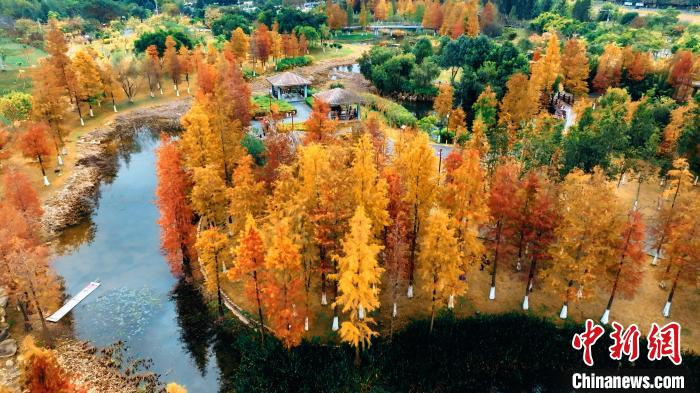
xmin=313 ymin=88 xmax=365 ymax=121
xmin=266 ymin=72 xmax=312 ymax=101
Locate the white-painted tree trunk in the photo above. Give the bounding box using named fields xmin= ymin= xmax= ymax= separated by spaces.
xmin=222 ymin=261 xmax=227 ymax=273
xmin=489 ymin=286 xmax=496 ymax=300
xmin=159 ymin=87 xmax=164 ymax=95
xmin=522 ymin=295 xmax=529 ymax=310
xmin=358 ymin=304 xmax=365 ymax=319
xmin=448 ymin=293 xmax=454 ymax=309
xmin=662 ymin=301 xmax=671 ymax=317
xmin=80 ymin=117 xmax=85 ymax=126
xmin=600 ymin=309 xmax=610 ymax=325
xmin=321 ymin=292 xmax=327 ymax=305
xmin=113 ymin=105 xmax=118 ymax=112
xmin=43 ymin=176 xmax=50 ymax=186
xmin=559 ymin=304 xmax=568 ymax=319
xmin=407 ymin=285 xmax=413 ymax=298
xmin=331 ymin=315 xmax=339 ymax=331
xmin=694 ymin=176 xmax=698 ymax=186
xmin=187 ymin=86 xmax=191 ymax=94
xmin=57 ymin=155 xmax=63 ymax=166
xmin=176 ymin=89 xmax=180 ymax=97
xmin=392 ymin=302 xmax=397 ymax=317
xmin=304 ymin=316 xmax=309 ymax=331
xmin=150 ymin=91 xmax=155 ymax=98
xmin=89 ymin=108 xmax=94 ymax=117
xmin=633 ymin=199 xmax=638 ymax=211
xmin=652 ymin=251 xmax=659 ymax=266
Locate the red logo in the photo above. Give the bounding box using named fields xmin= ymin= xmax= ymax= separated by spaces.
xmin=572 ymin=319 xmax=605 ymax=366
xmin=647 ymin=322 xmax=682 ymax=365
xmin=609 ymin=322 xmax=641 ymax=362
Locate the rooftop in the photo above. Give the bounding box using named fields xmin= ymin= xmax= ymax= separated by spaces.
xmin=266 ymin=72 xmax=312 ymax=87
xmin=313 ymin=88 xmax=365 ymax=106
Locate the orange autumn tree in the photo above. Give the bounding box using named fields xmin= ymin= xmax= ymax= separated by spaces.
xmin=442 ymin=147 xmax=488 ymax=273
xmin=304 ymin=99 xmax=337 ymax=143
xmin=499 ymin=72 xmax=533 ymax=128
xmin=230 ymin=27 xmax=249 ymax=63
xmin=19 ymin=122 xmax=54 ymax=186
xmin=229 ymin=215 xmax=267 ymax=342
xmin=19 ymin=336 xmax=84 ymax=393
xmin=599 ymin=211 xmax=646 ymax=324
xmin=383 ymin=168 xmax=409 ymax=334
xmin=485 ymin=161 xmax=520 ymax=301
xmin=156 ymin=135 xmax=195 ymax=277
xmin=545 ymin=169 xmax=625 ymax=319
xmin=350 ymin=133 xmax=389 ymax=235
xmin=263 ymin=218 xmax=305 ymax=348
xmin=592 ymin=43 xmax=623 ymax=93
xmin=143 ymin=44 xmax=162 ymax=97
xmin=227 ymin=154 xmax=266 ymax=238
xmin=433 ymin=83 xmax=453 ymax=125
xmin=2 ymin=169 xmax=43 ymax=234
xmin=561 ymin=38 xmax=590 ymax=97
xmin=163 ymin=36 xmax=182 ymax=96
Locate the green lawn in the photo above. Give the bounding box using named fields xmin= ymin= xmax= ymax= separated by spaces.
xmin=251 ymin=95 xmax=295 ymax=117
xmin=332 ymin=32 xmax=377 ymax=42
xmin=0 ymin=39 xmax=45 ymax=94
xmin=310 ymin=46 xmax=354 ymax=61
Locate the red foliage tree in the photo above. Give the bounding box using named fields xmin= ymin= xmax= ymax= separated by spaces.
xmin=1 ymin=169 xmax=43 ymax=234
xmin=18 ymin=122 xmax=54 ymax=185
xmin=155 ymin=134 xmax=195 ymax=277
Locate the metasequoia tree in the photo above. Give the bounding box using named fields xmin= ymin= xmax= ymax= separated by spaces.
xmin=472 ymin=85 xmax=498 ymax=129
xmin=311 ymin=146 xmax=354 ymax=330
xmin=72 ymin=50 xmax=103 ymax=118
xmin=2 ymin=170 xmax=43 ymax=234
xmin=263 ymin=219 xmax=305 ymax=348
xmin=155 ymin=135 xmax=195 ymax=277
xmin=417 ymin=208 xmax=463 ymax=333
xmin=163 ymin=36 xmax=182 ymax=96
xmin=383 ymin=168 xmax=409 ymax=335
xmin=112 ymin=55 xmax=140 ymax=103
xmin=442 ymin=148 xmax=488 ymax=283
xmin=179 ymin=101 xmax=221 ymax=171
xmin=350 ymin=134 xmax=389 ymax=235
xmin=448 ymin=107 xmax=467 ymax=139
xmin=499 ymin=72 xmax=533 ymax=128
xmin=98 ymin=61 xmax=122 ymax=112
xmin=229 ymin=215 xmax=267 ymax=343
xmin=394 ymin=132 xmax=438 ymax=298
xmin=253 ymin=23 xmax=272 ymax=71
xmin=143 ymin=44 xmax=162 ymax=97
xmin=19 ymin=122 xmax=53 ymax=186
xmin=227 ymin=154 xmax=266 ymax=239
xmin=304 ymin=99 xmax=338 ymax=144
xmin=230 ymin=27 xmax=249 ymax=63
xmin=512 ymin=171 xmax=558 ymax=310
xmin=332 ymin=206 xmax=383 ymax=365
xmin=31 ymin=61 xmax=67 ymax=151
xmin=433 ymin=83 xmax=453 ymax=124
xmin=545 ymin=169 xmax=625 ymax=319
xmin=592 ymin=43 xmax=623 ymax=92
xmin=196 ymin=228 xmax=229 ymax=317
xmin=465 ymin=0 xmax=479 ymax=37
xmin=541 ymin=33 xmax=561 ymax=96
xmin=599 ymin=211 xmax=646 ymax=324
xmin=651 ymin=159 xmax=695 ymax=266
xmin=658 ymin=196 xmax=700 ymax=318
xmin=44 ymin=19 xmax=75 ymax=103
xmin=561 ymin=39 xmax=590 ymax=96
xmin=485 ymin=161 xmax=520 ymax=300
xmin=190 ymin=165 xmax=229 ymax=226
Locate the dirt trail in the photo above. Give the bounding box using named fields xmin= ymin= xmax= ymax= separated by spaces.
xmin=249 ymin=45 xmax=371 ymax=94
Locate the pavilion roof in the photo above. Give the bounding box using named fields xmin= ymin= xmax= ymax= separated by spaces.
xmin=266 ymin=72 xmax=312 ymax=87
xmin=313 ymin=88 xmax=365 ymax=106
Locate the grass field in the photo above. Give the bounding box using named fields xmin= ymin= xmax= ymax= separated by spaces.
xmin=0 ymin=38 xmax=45 ymax=94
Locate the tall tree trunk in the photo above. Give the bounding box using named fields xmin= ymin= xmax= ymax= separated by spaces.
xmin=28 ymin=277 xmax=52 ymax=347
xmin=253 ymin=270 xmax=265 ymax=344
xmin=489 ymin=220 xmax=502 ymax=300
xmin=522 ymin=257 xmax=537 ymax=310
xmin=663 ymin=268 xmax=682 ymax=317
xmin=408 ymin=204 xmax=419 ymax=298
xmin=215 ymin=255 xmax=223 ymax=317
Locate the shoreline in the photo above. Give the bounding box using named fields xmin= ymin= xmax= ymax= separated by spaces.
xmin=41 ymin=99 xmax=192 ymax=238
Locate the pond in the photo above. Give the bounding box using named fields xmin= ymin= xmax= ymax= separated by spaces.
xmin=52 ymin=130 xmax=223 ymax=391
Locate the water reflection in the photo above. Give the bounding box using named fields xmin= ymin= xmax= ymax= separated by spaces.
xmin=52 ymin=129 xmax=221 ymax=391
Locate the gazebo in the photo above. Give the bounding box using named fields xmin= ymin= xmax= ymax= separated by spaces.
xmin=266 ymin=72 xmax=312 ymax=101
xmin=313 ymin=88 xmax=364 ymax=121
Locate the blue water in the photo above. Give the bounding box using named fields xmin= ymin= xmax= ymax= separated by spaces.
xmin=52 ymin=131 xmax=220 ymax=391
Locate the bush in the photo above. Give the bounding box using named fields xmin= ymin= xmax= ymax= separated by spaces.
xmin=620 ymin=12 xmax=639 ymax=25
xmin=329 ymin=82 xmax=344 ymax=89
xmin=361 ymin=93 xmax=417 ymax=127
xmin=134 ymin=30 xmax=193 ymax=55
xmin=251 ymin=95 xmax=295 ymax=118
xmin=241 ymin=134 xmax=265 ymax=165
xmin=0 ymin=91 xmax=32 ymax=122
xmin=275 ymin=56 xmax=313 ymax=71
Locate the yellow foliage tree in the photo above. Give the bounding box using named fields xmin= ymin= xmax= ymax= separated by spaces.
xmin=545 ymin=169 xmax=625 ymax=319
xmin=394 ymin=132 xmax=438 ymax=297
xmin=191 ymin=165 xmax=230 ymax=226
xmin=196 ymin=228 xmax=229 ymax=316
xmin=351 ymin=134 xmax=389 ymax=235
xmin=332 ymin=206 xmax=384 ymax=365
xmin=227 ymin=154 xmax=267 ymax=239
xmin=417 ymin=208 xmax=464 ymax=332
xmin=433 ymin=83 xmax=453 ymax=120
xmin=180 ymin=102 xmax=222 ymax=171
xmin=561 ymin=38 xmax=590 ymax=96
xmin=230 ymin=27 xmax=249 ymax=63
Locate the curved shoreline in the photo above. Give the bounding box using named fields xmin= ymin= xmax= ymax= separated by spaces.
xmin=41 ymin=99 xmax=192 ymax=237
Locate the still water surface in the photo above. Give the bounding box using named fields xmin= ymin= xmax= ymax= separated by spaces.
xmin=52 ymin=130 xmax=221 ymax=391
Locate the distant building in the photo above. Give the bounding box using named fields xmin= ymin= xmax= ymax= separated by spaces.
xmin=313 ymin=88 xmax=365 ymax=121
xmin=266 ymin=72 xmax=312 ymax=101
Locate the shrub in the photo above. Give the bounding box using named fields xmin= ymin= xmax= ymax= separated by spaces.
xmin=329 ymin=82 xmax=344 ymax=89
xmin=133 ymin=30 xmax=193 ymax=55
xmin=251 ymin=95 xmax=295 ymax=118
xmin=620 ymin=12 xmax=639 ymax=25
xmin=275 ymin=56 xmax=313 ymax=71
xmin=361 ymin=93 xmax=417 ymax=127
xmin=0 ymin=91 xmax=32 ymax=122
